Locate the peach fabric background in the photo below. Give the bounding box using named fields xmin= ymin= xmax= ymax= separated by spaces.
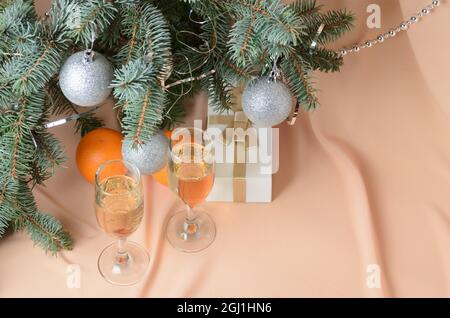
xmin=0 ymin=0 xmax=449 ymax=297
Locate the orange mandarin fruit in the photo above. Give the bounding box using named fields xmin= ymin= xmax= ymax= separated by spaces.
xmin=76 ymin=128 xmax=123 ymax=184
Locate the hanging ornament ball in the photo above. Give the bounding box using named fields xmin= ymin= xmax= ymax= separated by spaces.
xmin=59 ymin=50 xmax=113 ymax=107
xmin=242 ymin=76 xmax=293 ymax=127
xmin=122 ymin=131 xmax=169 ymax=175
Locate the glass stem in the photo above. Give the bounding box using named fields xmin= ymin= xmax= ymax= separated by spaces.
xmin=115 ymin=237 xmax=129 ymax=265
xmin=186 ymin=204 xmax=195 ymax=221
xmin=183 ymin=204 xmax=199 ymax=237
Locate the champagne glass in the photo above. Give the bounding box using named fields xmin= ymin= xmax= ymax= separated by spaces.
xmin=95 ymin=159 xmax=149 ymax=285
xmin=166 ymin=127 xmax=216 ymax=253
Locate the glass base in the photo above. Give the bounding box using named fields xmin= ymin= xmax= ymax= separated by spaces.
xmin=166 ymin=209 xmax=216 ymax=253
xmin=98 ymin=241 xmax=150 ymax=286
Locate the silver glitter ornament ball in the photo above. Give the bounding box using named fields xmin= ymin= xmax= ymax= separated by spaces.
xmin=122 ymin=131 xmax=169 ymax=175
xmin=242 ymin=77 xmax=293 ymax=127
xmin=59 ymin=50 xmax=113 ymax=107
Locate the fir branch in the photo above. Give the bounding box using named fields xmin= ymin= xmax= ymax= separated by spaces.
xmin=241 ymin=14 xmax=256 ymax=56
xmin=308 ymin=9 xmax=354 ymax=44
xmin=120 ymin=81 xmax=166 ymax=145
xmin=0 ymin=200 xmax=18 ymax=236
xmin=45 ymin=77 xmax=72 ymax=115
xmin=74 ymin=112 xmax=104 ymax=137
xmin=126 ymin=24 xmax=139 ymax=65
xmin=281 ymin=51 xmax=318 ymax=110
xmin=15 ymin=208 xmax=73 ymax=254
xmin=32 ymin=130 xmax=65 ymax=182
xmin=291 ymin=0 xmax=321 ymax=18
xmin=221 ymin=57 xmax=250 ymax=77
xmin=0 ymin=0 xmax=35 ymax=63
xmin=3 ymin=105 xmax=31 ymax=180
xmin=306 ymin=47 xmax=343 ymax=73
xmin=111 ymin=58 xmax=155 ymax=100
xmin=139 ymin=3 xmax=172 ymax=80
xmin=12 ymin=40 xmax=63 ymax=96
xmin=134 ymin=93 xmax=150 ymax=144
xmin=70 ymin=0 xmax=117 ymax=46
xmin=240 ymin=1 xmax=269 ymax=17
xmin=2 ymin=180 xmax=73 ymax=254
xmin=203 ymin=70 xmax=234 ymax=111
xmin=18 ymin=42 xmax=53 ymax=87
xmin=228 ymin=14 xmax=261 ymax=67
xmin=0 ymin=0 xmax=354 ymax=254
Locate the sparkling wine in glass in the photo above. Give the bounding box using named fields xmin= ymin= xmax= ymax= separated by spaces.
xmin=166 ymin=128 xmax=216 ymax=253
xmin=95 ymin=159 xmax=149 ymax=285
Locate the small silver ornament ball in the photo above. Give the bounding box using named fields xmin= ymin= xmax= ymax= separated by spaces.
xmin=122 ymin=131 xmax=169 ymax=175
xmin=242 ymin=77 xmax=293 ymax=127
xmin=59 ymin=50 xmax=113 ymax=107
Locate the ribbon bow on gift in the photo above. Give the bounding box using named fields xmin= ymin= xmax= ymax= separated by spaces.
xmin=207 ymin=90 xmax=252 ymax=202
xmin=231 ymin=109 xmax=250 ymax=202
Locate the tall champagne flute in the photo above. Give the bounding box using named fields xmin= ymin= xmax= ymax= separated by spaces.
xmin=95 ymin=159 xmax=149 ymax=285
xmin=166 ymin=127 xmax=216 ymax=253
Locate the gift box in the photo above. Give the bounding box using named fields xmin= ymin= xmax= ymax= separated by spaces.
xmin=206 ymin=87 xmax=276 ymax=203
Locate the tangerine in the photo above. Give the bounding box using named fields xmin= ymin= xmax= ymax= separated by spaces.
xmin=76 ymin=128 xmax=123 ymax=184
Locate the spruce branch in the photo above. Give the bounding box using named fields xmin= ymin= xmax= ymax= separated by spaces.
xmin=31 ymin=130 xmax=66 ymax=183
xmin=120 ymin=82 xmax=166 ymax=145
xmin=291 ymin=0 xmax=321 ymax=15
xmin=74 ymin=112 xmax=104 ymax=137
xmin=69 ymin=0 xmax=117 ymax=46
xmin=0 ymin=0 xmax=353 ymax=253
xmin=18 ymin=211 xmax=73 ymax=253
xmin=281 ymin=50 xmax=318 ymax=110
xmin=305 ymin=47 xmax=343 ymax=73
xmin=13 ymin=41 xmax=58 ymax=96
xmin=111 ymin=58 xmax=155 ymax=101
xmin=307 ymin=9 xmax=354 ymax=44
xmin=0 ymin=201 xmax=18 ymax=236
xmin=228 ymin=14 xmax=260 ymax=67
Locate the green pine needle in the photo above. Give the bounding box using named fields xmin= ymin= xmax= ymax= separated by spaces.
xmin=0 ymin=0 xmax=353 ymax=254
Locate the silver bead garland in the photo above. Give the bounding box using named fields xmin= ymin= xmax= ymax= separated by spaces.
xmin=339 ymin=0 xmax=441 ymax=56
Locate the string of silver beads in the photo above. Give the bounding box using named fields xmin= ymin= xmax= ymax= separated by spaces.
xmin=339 ymin=0 xmax=441 ymax=56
